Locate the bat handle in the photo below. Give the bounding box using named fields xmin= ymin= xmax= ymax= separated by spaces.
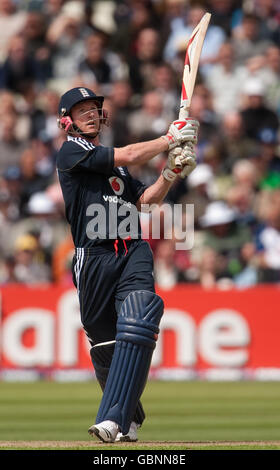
xmin=175 ymin=107 xmax=190 ymax=168
xmin=178 ymin=107 xmax=190 ymax=121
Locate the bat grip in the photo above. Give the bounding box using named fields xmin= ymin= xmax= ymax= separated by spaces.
xmin=175 ymin=108 xmax=190 ymax=168
xmin=178 ymin=109 xmax=190 ymax=121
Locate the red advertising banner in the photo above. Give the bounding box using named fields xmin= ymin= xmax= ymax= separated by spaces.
xmin=156 ymin=285 xmax=280 ymax=380
xmin=0 ymin=284 xmax=280 ymax=380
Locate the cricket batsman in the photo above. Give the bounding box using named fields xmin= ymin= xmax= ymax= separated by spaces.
xmin=56 ymin=86 xmax=199 ymax=442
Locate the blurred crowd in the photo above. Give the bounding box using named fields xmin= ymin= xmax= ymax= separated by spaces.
xmin=0 ymin=0 xmax=280 ymax=289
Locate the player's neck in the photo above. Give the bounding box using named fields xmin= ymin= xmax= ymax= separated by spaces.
xmin=70 ymin=130 xmax=100 ymax=144
xmin=75 ymin=134 xmax=100 ymax=145
xmin=88 ymin=135 xmax=100 ymax=145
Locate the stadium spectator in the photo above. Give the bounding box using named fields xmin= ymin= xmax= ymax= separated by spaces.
xmin=0 ymin=89 xmax=31 ymax=141
xmin=112 ymin=0 xmax=159 ymax=61
xmin=0 ymin=34 xmax=39 ymax=94
xmin=19 ymin=148 xmax=52 ymax=214
xmin=251 ymin=128 xmax=280 ymax=190
xmin=42 ymin=0 xmax=66 ymax=25
xmin=32 ymin=131 xmax=56 ymax=178
xmin=128 ymin=27 xmax=162 ymax=94
xmin=9 ymin=190 xmax=68 ymax=271
xmin=205 ymin=42 xmax=246 ymax=117
xmin=127 ymin=89 xmax=172 ymax=185
xmin=78 ymin=32 xmax=126 ymax=96
xmin=51 ymin=228 xmax=74 ymax=285
xmin=22 ymin=11 xmax=52 ymax=83
xmin=11 ymin=233 xmax=51 ymax=284
xmin=178 ymin=163 xmax=214 ymax=229
xmin=128 ymin=89 xmax=174 ymax=142
xmin=0 ymin=188 xmax=13 ymax=255
xmin=0 ymin=0 xmax=278 ymax=289
xmin=254 ymin=189 xmax=280 ymax=282
xmin=188 ymin=88 xmax=219 ymax=151
xmin=199 ymin=201 xmax=252 ymax=283
xmin=30 ymin=88 xmax=61 ymax=139
xmin=160 ymin=0 xmax=189 ymax=47
xmin=232 ymin=13 xmax=274 ymax=65
xmin=252 ymin=0 xmax=280 ymax=43
xmin=241 ymin=54 xmax=268 ymax=84
xmin=197 ymin=246 xmax=216 ymax=289
xmin=264 ymin=46 xmax=280 ymax=113
xmin=106 ymin=80 xmax=135 ymax=147
xmin=219 ymin=111 xmax=259 ymax=172
xmin=154 ymin=239 xmax=179 ymax=290
xmin=265 ymin=46 xmax=280 ymax=82
xmin=0 ymin=112 xmax=27 ymax=172
xmin=240 ymin=78 xmax=279 ymax=140
xmin=151 ymin=62 xmax=180 ymax=117
xmin=232 ymin=159 xmax=259 ymax=192
xmin=0 ymin=0 xmax=26 ymax=63
xmin=233 ymin=241 xmax=258 ymax=288
xmin=164 ymin=5 xmax=226 ymax=75
xmin=79 ymin=32 xmax=111 ymax=88
xmin=226 ymin=184 xmax=257 ymax=229
xmin=208 ymin=0 xmax=240 ymax=35
xmin=0 ymin=255 xmax=17 ymax=284
xmin=46 ymin=1 xmax=86 ymax=80
xmin=2 ymin=165 xmax=21 ymax=221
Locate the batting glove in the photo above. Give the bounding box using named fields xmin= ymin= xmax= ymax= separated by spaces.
xmin=162 ymin=147 xmax=182 ymax=182
xmin=162 ymin=118 xmax=199 ymax=150
xmin=162 ymin=143 xmax=197 ymax=182
xmin=178 ymin=142 xmax=197 ymax=178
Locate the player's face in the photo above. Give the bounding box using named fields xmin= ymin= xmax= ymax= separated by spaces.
xmin=71 ymin=100 xmax=101 ymax=137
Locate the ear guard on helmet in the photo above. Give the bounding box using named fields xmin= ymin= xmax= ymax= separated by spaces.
xmin=57 ymin=115 xmax=73 ymax=132
xmin=57 ymin=107 xmax=73 ymax=132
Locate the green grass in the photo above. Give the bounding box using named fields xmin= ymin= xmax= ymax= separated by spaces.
xmin=0 ymin=381 xmax=279 ymax=449
xmin=0 ymin=445 xmax=279 ymax=450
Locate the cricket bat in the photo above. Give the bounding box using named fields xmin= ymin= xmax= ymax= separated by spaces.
xmin=176 ymin=12 xmax=211 ymax=166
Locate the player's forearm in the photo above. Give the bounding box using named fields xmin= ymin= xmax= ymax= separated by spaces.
xmin=137 ymin=174 xmax=174 ymax=209
xmin=114 ymin=137 xmax=168 ymax=167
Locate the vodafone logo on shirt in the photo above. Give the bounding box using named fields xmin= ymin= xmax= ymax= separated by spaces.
xmin=109 ymin=176 xmax=124 ymax=195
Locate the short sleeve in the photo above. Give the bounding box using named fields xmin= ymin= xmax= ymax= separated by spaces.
xmin=126 ymin=170 xmax=147 ymax=204
xmin=56 ymin=140 xmax=114 ymax=175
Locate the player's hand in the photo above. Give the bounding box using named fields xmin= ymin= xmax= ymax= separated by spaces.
xmin=178 ymin=142 xmax=197 ymax=178
xmin=162 ymin=147 xmax=182 ymax=181
xmin=162 ymin=118 xmax=199 ymax=150
xmin=162 ymin=143 xmax=197 ymax=182
xmin=167 ymin=146 xmax=182 ymax=170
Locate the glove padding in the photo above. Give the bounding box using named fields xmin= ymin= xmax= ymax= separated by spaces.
xmin=162 ymin=118 xmax=199 ymax=150
xmin=179 ymin=159 xmax=197 ymax=179
xmin=162 ymin=143 xmax=197 ymax=181
xmin=178 ymin=143 xmax=197 ymax=178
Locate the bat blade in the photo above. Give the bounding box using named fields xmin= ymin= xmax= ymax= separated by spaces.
xmin=179 ymin=12 xmax=211 ymax=120
xmin=175 ymin=12 xmax=211 ymax=168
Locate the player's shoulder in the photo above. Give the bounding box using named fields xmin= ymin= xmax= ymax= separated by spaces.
xmin=57 ymin=136 xmax=96 ymax=171
xmin=62 ymin=136 xmax=96 ymax=153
